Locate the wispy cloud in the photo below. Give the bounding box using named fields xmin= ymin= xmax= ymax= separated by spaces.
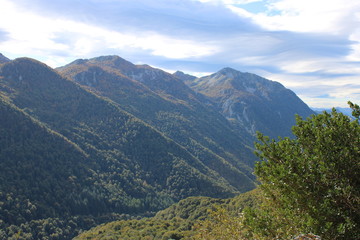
xmin=0 ymin=0 xmax=359 ymax=107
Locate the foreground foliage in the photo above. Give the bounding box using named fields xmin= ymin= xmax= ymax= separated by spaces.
xmin=246 ymin=102 xmax=359 ymax=239
xmin=191 ymin=103 xmax=359 ymax=240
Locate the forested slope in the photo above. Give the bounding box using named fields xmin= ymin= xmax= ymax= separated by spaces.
xmin=0 ymin=98 xmax=97 ymax=238
xmin=74 ymin=189 xmax=261 ymax=240
xmin=58 ymin=56 xmax=256 ymax=189
xmin=0 ymin=58 xmax=254 ymax=239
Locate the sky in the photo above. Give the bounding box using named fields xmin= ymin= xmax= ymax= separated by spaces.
xmin=0 ymin=0 xmax=359 ymax=108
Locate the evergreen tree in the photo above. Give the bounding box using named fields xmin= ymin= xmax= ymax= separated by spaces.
xmin=245 ymin=101 xmax=360 ymax=239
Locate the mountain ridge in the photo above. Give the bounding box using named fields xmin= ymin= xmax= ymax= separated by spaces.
xmin=58 ymin=56 xmax=257 ymax=191
xmin=183 ymin=67 xmax=315 ymax=138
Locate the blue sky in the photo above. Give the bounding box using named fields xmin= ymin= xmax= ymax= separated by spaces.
xmin=0 ymin=0 xmax=359 ymax=108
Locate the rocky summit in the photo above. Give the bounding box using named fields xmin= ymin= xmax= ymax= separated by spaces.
xmin=183 ymin=67 xmax=314 ymax=138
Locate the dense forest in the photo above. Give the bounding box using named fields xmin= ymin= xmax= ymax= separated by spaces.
xmin=76 ymin=103 xmax=360 ymax=240
xmin=75 ymin=189 xmax=261 ymax=240
xmin=0 ymin=55 xmax=321 ymax=239
xmin=0 ymin=57 xmax=252 ymax=238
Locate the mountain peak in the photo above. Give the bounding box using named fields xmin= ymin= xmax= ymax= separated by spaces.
xmin=214 ymin=67 xmax=245 ymax=79
xmin=185 ymin=67 xmax=314 ymax=138
xmin=88 ymin=55 xmax=135 ymax=70
xmin=5 ymin=57 xmax=51 ymax=70
xmin=173 ymin=71 xmax=197 ymax=82
xmin=69 ymin=58 xmax=88 ymax=65
xmin=1 ymin=57 xmax=65 ymax=89
xmin=59 ymin=55 xmax=135 ymax=72
xmin=219 ymin=67 xmax=239 ymax=73
xmin=214 ymin=67 xmax=281 ymax=88
xmin=0 ymin=53 xmax=11 ymax=64
xmin=90 ymin=55 xmax=123 ymax=62
xmin=216 ymin=67 xmax=242 ymax=75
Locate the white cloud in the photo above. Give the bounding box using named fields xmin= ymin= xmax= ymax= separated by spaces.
xmin=125 ymin=34 xmax=218 ymax=59
xmin=0 ymin=0 xmax=217 ymax=66
xmin=0 ymin=1 xmax=68 ymax=55
xmin=243 ymin=0 xmax=360 ymax=34
xmin=347 ymin=22 xmax=360 ymax=61
xmin=197 ymin=0 xmax=261 ymax=4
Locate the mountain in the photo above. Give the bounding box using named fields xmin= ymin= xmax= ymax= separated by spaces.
xmin=58 ymin=56 xmax=195 ymax=102
xmin=0 ymin=53 xmax=10 ymax=64
xmin=184 ymin=67 xmax=315 ymax=138
xmin=173 ymin=70 xmax=197 ymax=82
xmin=0 ymin=54 xmax=316 ymax=239
xmin=0 ymin=58 xmax=252 ymax=239
xmin=57 ymin=56 xmax=257 ymax=188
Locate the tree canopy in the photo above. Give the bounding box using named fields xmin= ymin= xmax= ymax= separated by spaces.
xmin=245 ymin=101 xmax=360 ymax=239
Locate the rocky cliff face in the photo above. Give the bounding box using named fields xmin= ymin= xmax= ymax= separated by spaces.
xmin=184 ymin=67 xmax=315 ymax=138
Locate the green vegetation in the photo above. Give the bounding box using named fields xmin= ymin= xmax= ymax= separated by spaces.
xmin=77 ymin=103 xmax=359 ymax=240
xmin=0 ymin=57 xmax=257 ymax=239
xmin=195 ymin=102 xmax=360 ymax=240
xmin=74 ymin=218 xmax=193 ymax=240
xmin=244 ymin=102 xmax=359 ymax=239
xmin=0 ymin=98 xmax=99 ymax=239
xmin=75 ymin=189 xmax=260 ymax=240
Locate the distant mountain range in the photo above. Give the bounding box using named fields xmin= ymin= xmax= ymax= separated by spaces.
xmin=0 ymin=53 xmax=314 ymax=239
xmin=312 ymin=107 xmax=354 ymax=119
